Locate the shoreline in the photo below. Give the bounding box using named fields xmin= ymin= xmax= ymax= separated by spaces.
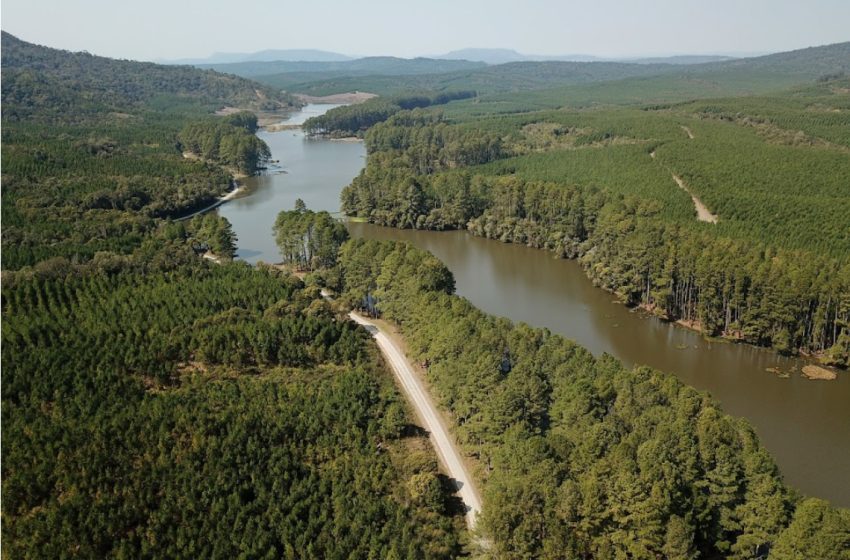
xmin=633 ymin=301 xmax=840 ymax=377
xmin=347 ymin=214 xmax=842 ymax=374
xmin=176 ymin=181 xmax=247 ymax=222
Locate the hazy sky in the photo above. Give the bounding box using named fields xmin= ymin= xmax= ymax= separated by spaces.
xmin=2 ymin=0 xmax=849 ymax=61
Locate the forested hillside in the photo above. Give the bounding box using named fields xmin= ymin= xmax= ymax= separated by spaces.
xmin=270 ymin=58 xmax=683 ymax=97
xmin=267 ymin=41 xmax=850 ymax=99
xmin=334 ymin=239 xmax=850 ymax=559
xmin=1 ymin=32 xmax=296 ymax=119
xmin=340 ymin=78 xmax=850 ymax=360
xmin=1 ymin=34 xmax=466 ymax=557
xmin=0 ymin=34 xmax=293 ymax=269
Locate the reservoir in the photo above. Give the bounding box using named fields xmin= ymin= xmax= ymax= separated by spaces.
xmin=220 ymin=105 xmax=850 ymax=507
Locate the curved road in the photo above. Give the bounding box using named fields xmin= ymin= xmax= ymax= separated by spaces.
xmin=348 ymin=311 xmax=483 ymax=529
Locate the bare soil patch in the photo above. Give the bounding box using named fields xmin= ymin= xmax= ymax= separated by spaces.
xmin=215 ymin=106 xmax=242 ymax=116
xmin=802 ymin=365 xmax=838 ymax=380
xmin=295 ymin=91 xmax=377 ymax=105
xmin=672 ymin=174 xmax=718 ymax=223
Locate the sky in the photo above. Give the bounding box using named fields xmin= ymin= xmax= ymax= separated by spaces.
xmin=2 ymin=0 xmax=849 ymax=61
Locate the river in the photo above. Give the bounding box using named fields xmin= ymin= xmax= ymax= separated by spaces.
xmin=219 ymin=104 xmax=850 ymax=507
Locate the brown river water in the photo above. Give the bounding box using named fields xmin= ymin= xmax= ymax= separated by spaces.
xmin=220 ymin=105 xmax=850 ymax=507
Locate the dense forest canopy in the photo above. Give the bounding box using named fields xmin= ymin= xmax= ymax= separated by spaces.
xmin=333 ymin=238 xmax=850 ymax=559
xmin=2 ymin=251 xmax=465 ymax=558
xmin=339 ymin=76 xmax=850 ymax=361
xmin=3 ymin=27 xmax=850 ymax=559
xmin=1 ymin=33 xmax=466 ymax=557
xmin=1 ymin=35 xmax=287 ymax=269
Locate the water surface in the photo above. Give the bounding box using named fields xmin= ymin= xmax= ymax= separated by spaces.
xmin=218 ymin=104 xmax=364 ymax=262
xmin=221 ymin=105 xmax=850 ymax=507
xmin=348 ymin=224 xmax=850 ymax=507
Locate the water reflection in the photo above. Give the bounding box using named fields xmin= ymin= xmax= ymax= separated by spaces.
xmin=217 ymin=104 xmax=366 ymax=263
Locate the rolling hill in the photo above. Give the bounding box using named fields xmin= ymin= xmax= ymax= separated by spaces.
xmin=280 ymin=41 xmax=850 ymax=103
xmin=198 ymin=56 xmax=487 ymax=78
xmin=176 ymin=42 xmax=847 ymax=106
xmin=1 ymin=31 xmax=297 ymax=121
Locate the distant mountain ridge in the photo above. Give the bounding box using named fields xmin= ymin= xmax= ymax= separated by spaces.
xmin=436 ymin=48 xmax=600 ymax=64
xmin=165 ymin=47 xmax=742 ymax=68
xmin=199 ymin=57 xmax=486 ymax=78
xmin=267 ymin=40 xmax=850 ymax=98
xmin=435 ymin=48 xmax=737 ymax=65
xmin=163 ymin=49 xmax=353 ymax=65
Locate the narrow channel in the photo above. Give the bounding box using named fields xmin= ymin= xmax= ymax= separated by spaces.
xmin=219 ymin=105 xmax=850 ymax=507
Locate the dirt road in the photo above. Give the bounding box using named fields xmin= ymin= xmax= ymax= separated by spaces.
xmin=672 ymin=173 xmax=718 ymax=223
xmin=348 ymin=311 xmax=483 ymax=529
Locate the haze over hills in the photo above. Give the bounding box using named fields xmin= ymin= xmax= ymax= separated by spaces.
xmin=248 ymin=41 xmax=850 ymax=99
xmin=434 ymin=47 xmax=599 ymax=64
xmin=169 ymin=47 xmax=741 ymax=68
xmin=433 ymin=48 xmax=737 ymax=65
xmin=197 ymin=57 xmax=487 ymax=78
xmin=162 ymin=48 xmax=353 ymax=65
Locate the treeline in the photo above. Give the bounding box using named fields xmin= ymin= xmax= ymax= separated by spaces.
xmin=435 ymin=91 xmax=850 ymax=260
xmin=2 ymin=249 xmax=465 ymax=558
xmin=178 ymin=112 xmax=271 ymax=174
xmin=340 ymin=107 xmax=850 ymax=361
xmin=184 ymin=213 xmax=239 ymax=259
xmin=302 ymin=90 xmax=475 ymax=137
xmin=334 ymin=238 xmax=850 ymax=559
xmin=365 ymin=111 xmax=505 ymax=173
xmin=344 ymin=164 xmax=850 ymax=362
xmin=273 ymin=201 xmax=349 ymax=270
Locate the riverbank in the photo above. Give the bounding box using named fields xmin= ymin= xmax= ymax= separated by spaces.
xmin=346 ymin=222 xmax=850 ymax=508
xmin=176 ymin=182 xmax=246 ymax=222
xmin=634 ymin=300 xmax=839 ymax=377
xmin=222 ymin=103 xmax=850 ymax=508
